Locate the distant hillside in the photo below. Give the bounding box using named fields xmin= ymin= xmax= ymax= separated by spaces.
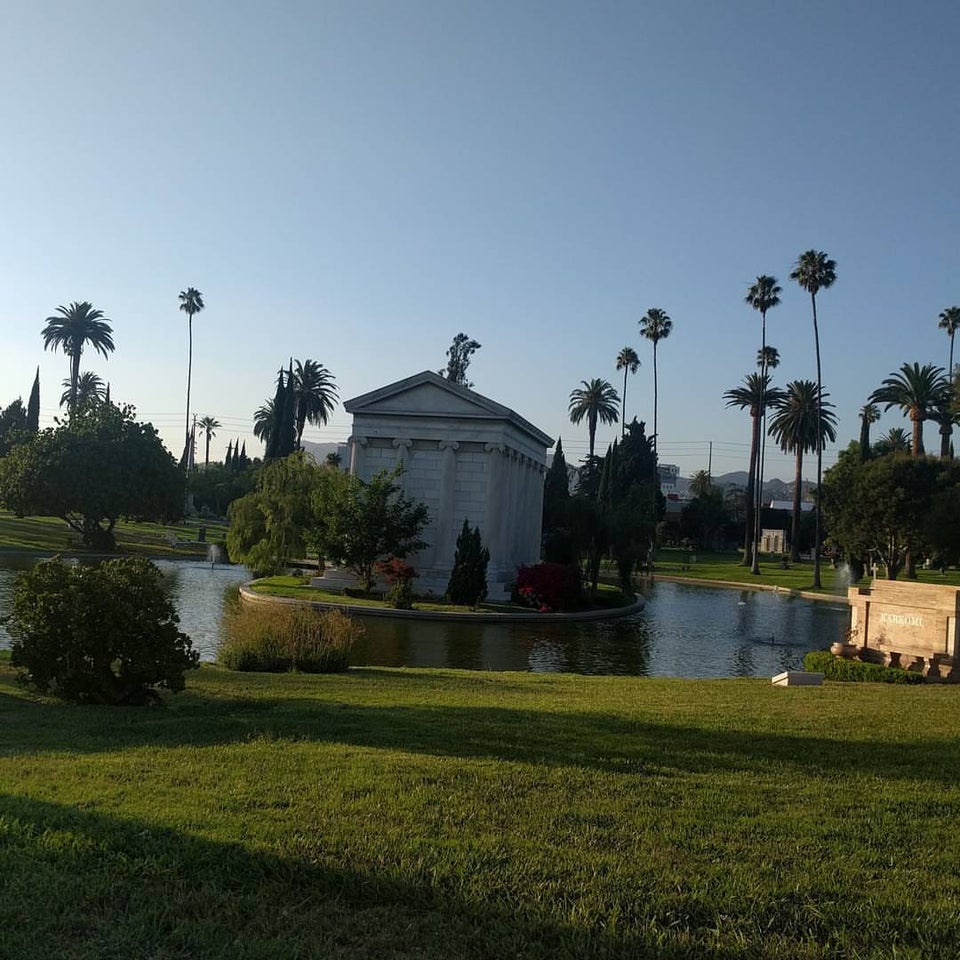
xmin=676 ymin=471 xmax=803 ymax=501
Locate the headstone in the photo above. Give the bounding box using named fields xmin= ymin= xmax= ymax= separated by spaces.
xmin=772 ymin=671 xmax=823 ymax=686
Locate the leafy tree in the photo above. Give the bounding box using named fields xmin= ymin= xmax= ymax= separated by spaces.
xmin=311 ymin=467 xmax=429 ymax=590
xmin=198 ymin=415 xmax=221 ymax=468
xmin=767 ymin=380 xmax=838 ymax=562
xmin=26 ymin=368 xmax=39 ymax=434
xmin=0 ymin=403 xmax=183 ymax=549
xmin=680 ymin=482 xmax=726 ymax=551
xmin=869 ymin=362 xmax=949 ymax=456
xmin=10 ymin=557 xmax=198 ymax=705
xmin=442 ymin=333 xmax=481 ymax=387
xmin=59 ymin=370 xmax=105 ymax=409
xmin=615 ymin=346 xmax=640 ymax=437
xmin=858 ymin=403 xmax=880 ymax=462
xmin=638 ymin=307 xmax=672 ymax=455
xmin=789 ymin=250 xmax=837 ymax=588
xmin=821 ymin=453 xmax=947 ymax=580
xmin=568 ymin=378 xmax=619 ymax=459
xmin=178 ymin=287 xmax=205 ymax=463
xmin=0 ymin=400 xmax=28 ymax=457
xmin=446 ymin=519 xmax=490 ymax=606
xmin=924 ymin=482 xmax=960 ymax=565
xmin=188 ymin=461 xmax=257 ymax=517
xmin=723 ymin=373 xmax=785 ymax=568
xmin=939 ymin=306 xmax=960 ymax=376
xmin=41 ymin=301 xmax=114 ymax=414
xmin=292 ymin=359 xmax=338 ymax=449
xmin=226 ymin=453 xmax=322 ymax=576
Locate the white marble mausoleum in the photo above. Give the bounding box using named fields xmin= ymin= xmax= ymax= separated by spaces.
xmin=343 ymin=371 xmax=553 ymax=599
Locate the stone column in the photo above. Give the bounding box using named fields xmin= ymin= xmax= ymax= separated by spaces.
xmin=434 ymin=440 xmax=459 ymax=569
xmin=392 ymin=438 xmax=413 ymax=491
xmin=483 ymin=443 xmax=505 ymax=566
xmin=502 ymin=449 xmax=520 ymax=567
xmin=348 ymin=435 xmax=367 ymax=477
xmin=529 ymin=462 xmax=546 ymax=561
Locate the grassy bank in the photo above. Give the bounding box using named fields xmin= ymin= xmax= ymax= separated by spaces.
xmin=1 ymin=663 xmax=958 ymax=958
xmin=0 ymin=510 xmax=227 ymax=558
xmin=250 ymin=576 xmax=632 ymax=614
xmin=649 ymin=548 xmax=960 ymax=593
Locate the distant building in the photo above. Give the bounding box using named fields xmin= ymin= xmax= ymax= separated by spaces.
xmin=658 ymin=463 xmax=680 ymax=492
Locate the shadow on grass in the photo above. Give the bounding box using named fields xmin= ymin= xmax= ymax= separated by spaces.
xmin=0 ymin=792 xmax=663 ymax=960
xmin=1 ymin=679 xmax=957 ymax=786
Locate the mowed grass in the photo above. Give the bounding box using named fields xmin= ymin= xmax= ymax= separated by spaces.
xmin=0 ymin=510 xmax=227 ymax=557
xmin=1 ymin=664 xmax=959 ymax=958
xmin=650 ymin=549 xmax=960 ymax=594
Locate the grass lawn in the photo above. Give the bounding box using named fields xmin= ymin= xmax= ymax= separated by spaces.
xmin=1 ymin=663 xmax=958 ymax=958
xmin=249 ymin=576 xmax=631 ymax=614
xmin=650 ymin=548 xmax=960 ymax=594
xmin=0 ymin=510 xmax=227 ymax=558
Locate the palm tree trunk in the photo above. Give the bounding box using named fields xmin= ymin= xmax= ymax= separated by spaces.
xmin=940 ymin=421 xmax=951 ymax=459
xmin=185 ymin=314 xmax=193 ymax=459
xmin=621 ymin=367 xmax=628 ymax=437
xmin=790 ymin=449 xmax=803 ymax=562
xmin=741 ymin=414 xmax=758 ymax=567
xmin=752 ymin=311 xmax=768 ymax=575
xmin=911 ymin=413 xmax=923 ymax=456
xmin=652 ymin=343 xmax=659 ymax=457
xmin=70 ymin=350 xmax=81 ymax=414
xmin=205 ymin=431 xmax=211 ymax=468
xmin=811 ymin=293 xmax=823 ymax=589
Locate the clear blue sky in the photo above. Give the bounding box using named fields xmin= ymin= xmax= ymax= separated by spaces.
xmin=2 ymin=0 xmax=957 ymax=481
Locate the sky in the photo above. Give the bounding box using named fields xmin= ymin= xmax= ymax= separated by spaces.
xmin=1 ymin=0 xmax=958 ymax=483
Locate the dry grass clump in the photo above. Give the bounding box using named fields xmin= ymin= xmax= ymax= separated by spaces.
xmin=218 ymin=601 xmax=362 ymax=673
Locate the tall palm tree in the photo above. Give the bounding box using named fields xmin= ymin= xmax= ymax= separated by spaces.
xmin=568 ymin=378 xmax=620 ymax=460
xmin=858 ymin=402 xmax=880 ymax=462
xmin=935 ymin=401 xmax=959 ymax=459
xmin=59 ymin=371 xmax=105 ymax=409
xmin=723 ymin=374 xmax=785 ymax=568
xmin=869 ymin=362 xmax=949 ymax=456
xmin=292 ymin=359 xmax=339 ymax=449
xmin=638 ymin=308 xmax=672 ymax=455
xmin=767 ymin=381 xmax=838 ymax=562
xmin=615 ymin=346 xmax=640 ymax=436
xmin=179 ymin=287 xmax=205 ymax=462
xmin=199 ymin=415 xmax=221 ymax=468
xmin=789 ymin=250 xmax=836 ymax=588
xmin=939 ymin=306 xmax=960 ymax=376
xmin=41 ymin=301 xmax=115 ymax=413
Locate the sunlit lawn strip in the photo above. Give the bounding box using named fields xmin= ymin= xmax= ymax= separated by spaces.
xmin=1 ymin=663 xmax=958 ymax=958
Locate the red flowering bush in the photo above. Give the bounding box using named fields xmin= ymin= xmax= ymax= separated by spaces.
xmin=375 ymin=557 xmax=418 ymax=609
xmin=513 ymin=563 xmax=582 ymax=612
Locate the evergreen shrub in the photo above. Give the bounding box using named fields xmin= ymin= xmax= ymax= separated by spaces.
xmin=803 ymin=650 xmax=924 ymax=684
xmin=219 ymin=602 xmax=361 ymax=672
xmin=446 ymin=520 xmax=490 ymax=606
xmin=10 ymin=557 xmax=198 ymax=705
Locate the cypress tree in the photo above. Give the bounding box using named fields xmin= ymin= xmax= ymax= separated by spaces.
xmin=225 ymin=439 xmax=233 ymax=467
xmin=26 ymin=368 xmax=40 ymax=433
xmin=265 ymin=370 xmax=287 ymax=460
xmin=446 ymin=519 xmax=490 ymax=606
xmin=239 ymin=442 xmax=248 ymax=469
xmin=232 ymin=439 xmax=241 ymax=471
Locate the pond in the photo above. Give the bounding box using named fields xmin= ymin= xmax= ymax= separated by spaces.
xmin=0 ymin=555 xmax=850 ymax=679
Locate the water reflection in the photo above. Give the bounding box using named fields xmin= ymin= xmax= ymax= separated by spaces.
xmin=0 ymin=557 xmax=849 ymax=679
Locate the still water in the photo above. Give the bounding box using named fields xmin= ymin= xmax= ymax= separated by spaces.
xmin=0 ymin=556 xmax=849 ymax=678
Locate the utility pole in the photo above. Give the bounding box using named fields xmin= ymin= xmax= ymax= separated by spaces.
xmin=707 ymin=440 xmax=713 ymax=480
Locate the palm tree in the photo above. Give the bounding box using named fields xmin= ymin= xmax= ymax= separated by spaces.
xmin=858 ymin=402 xmax=880 ymax=462
xmin=638 ymin=308 xmax=672 ymax=455
xmin=292 ymin=359 xmax=339 ymax=449
xmin=789 ymin=250 xmax=837 ymax=588
xmin=198 ymin=415 xmax=221 ymax=468
xmin=767 ymin=381 xmax=838 ymax=562
xmin=615 ymin=346 xmax=640 ymax=436
xmin=179 ymin=287 xmax=205 ymax=462
xmin=568 ymin=378 xmax=620 ymax=460
xmin=869 ymin=362 xmax=949 ymax=456
xmin=757 ymin=346 xmax=780 ymax=370
xmin=723 ymin=374 xmax=785 ymax=568
xmin=41 ymin=301 xmax=115 ymax=413
xmin=874 ymin=427 xmax=911 ymax=456
xmin=59 ymin=371 xmax=105 ymax=409
xmin=939 ymin=306 xmax=960 ymax=376
xmin=253 ymin=397 xmax=277 ymax=449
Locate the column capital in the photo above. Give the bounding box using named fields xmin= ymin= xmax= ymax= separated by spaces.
xmin=484 ymin=442 xmax=505 ymax=455
xmin=392 ymin=437 xmax=413 ymax=450
xmin=439 ymin=439 xmax=460 ymax=453
xmin=347 ymin=435 xmax=368 ymax=447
